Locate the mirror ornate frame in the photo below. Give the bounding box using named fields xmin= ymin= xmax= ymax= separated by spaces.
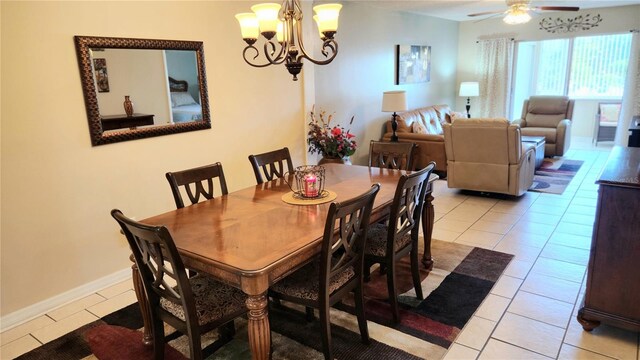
xmin=74 ymin=36 xmax=211 ymax=146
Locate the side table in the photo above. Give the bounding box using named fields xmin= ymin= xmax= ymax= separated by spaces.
xmin=521 ymin=136 xmax=545 ymax=170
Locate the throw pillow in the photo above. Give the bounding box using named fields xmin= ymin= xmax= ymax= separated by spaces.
xmin=170 ymin=92 xmax=197 ymax=107
xmin=412 ymin=121 xmax=428 ymax=134
xmin=447 ymin=111 xmax=466 ymax=122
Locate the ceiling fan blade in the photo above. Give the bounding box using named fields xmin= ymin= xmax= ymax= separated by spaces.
xmin=468 ymin=10 xmax=505 ymax=17
xmin=473 ymin=13 xmax=504 ymax=23
xmin=536 ymin=6 xmax=580 ymax=11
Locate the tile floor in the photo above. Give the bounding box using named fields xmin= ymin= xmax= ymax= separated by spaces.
xmin=2 ymin=144 xmax=639 ymax=359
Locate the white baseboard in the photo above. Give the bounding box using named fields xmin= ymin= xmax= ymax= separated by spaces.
xmin=1 ymin=268 xmax=131 ymax=332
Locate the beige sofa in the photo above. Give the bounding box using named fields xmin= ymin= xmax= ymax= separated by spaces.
xmin=443 ymin=118 xmax=535 ymax=196
xmin=382 ymin=105 xmax=455 ymax=173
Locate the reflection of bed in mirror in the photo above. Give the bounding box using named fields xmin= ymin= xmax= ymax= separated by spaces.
xmin=169 ymin=77 xmax=202 ymax=123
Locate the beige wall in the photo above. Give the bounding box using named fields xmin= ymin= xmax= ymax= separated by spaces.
xmin=0 ymin=1 xmax=307 ymax=316
xmin=314 ymin=2 xmax=459 ymax=165
xmin=455 ymin=4 xmax=640 ymax=126
xmin=0 ymin=1 xmax=461 ymax=322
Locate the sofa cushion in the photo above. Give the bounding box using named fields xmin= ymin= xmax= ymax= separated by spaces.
xmin=397 ymin=109 xmax=423 ymax=127
xmin=520 ymin=127 xmax=558 ymax=144
xmin=447 ymin=111 xmax=466 ymax=123
xmin=433 ymin=105 xmax=452 ymax=124
xmin=527 ymin=96 xmax=570 ymax=115
xmin=419 ymin=107 xmax=443 ymax=135
xmin=525 ymin=113 xmax=565 ymax=128
xmin=412 ymin=121 xmax=428 ymax=134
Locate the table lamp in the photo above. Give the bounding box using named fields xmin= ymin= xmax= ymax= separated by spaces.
xmin=382 ymin=90 xmax=408 ymax=142
xmin=459 ymin=82 xmax=479 ymax=118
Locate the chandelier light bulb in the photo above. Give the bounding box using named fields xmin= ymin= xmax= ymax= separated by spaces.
xmin=276 ymin=21 xmax=285 ymax=43
xmin=313 ymin=4 xmax=342 ymax=34
xmin=251 ymin=3 xmax=281 ymax=39
xmin=235 ymin=13 xmax=260 ymax=42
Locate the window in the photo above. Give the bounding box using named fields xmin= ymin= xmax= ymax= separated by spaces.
xmin=569 ymin=34 xmax=632 ymax=97
xmin=512 ymin=33 xmax=632 ymax=118
xmin=535 ymin=39 xmax=570 ymax=95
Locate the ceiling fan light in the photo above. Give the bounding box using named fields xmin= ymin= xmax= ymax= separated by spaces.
xmin=503 ymin=9 xmax=531 ymax=24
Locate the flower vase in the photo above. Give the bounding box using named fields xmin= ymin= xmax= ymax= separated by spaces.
xmin=318 ymin=156 xmax=352 ymax=165
xmin=123 ymin=96 xmax=134 ymax=117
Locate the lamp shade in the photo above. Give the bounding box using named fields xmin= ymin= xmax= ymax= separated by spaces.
xmin=459 ymin=82 xmax=479 ymax=97
xmin=313 ymin=4 xmax=342 ymax=33
xmin=251 ymin=3 xmax=281 ymax=36
xmin=235 ymin=13 xmax=260 ymax=40
xmin=382 ymin=91 xmax=407 ymax=112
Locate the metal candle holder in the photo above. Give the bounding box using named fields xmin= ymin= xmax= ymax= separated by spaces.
xmin=287 ymin=165 xmax=328 ymax=200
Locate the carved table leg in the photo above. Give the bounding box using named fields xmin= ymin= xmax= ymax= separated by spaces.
xmin=421 ymin=189 xmax=435 ymax=270
xmin=577 ymin=307 xmax=601 ymax=331
xmin=246 ymin=293 xmax=271 ymax=360
xmin=130 ymin=254 xmax=153 ymax=346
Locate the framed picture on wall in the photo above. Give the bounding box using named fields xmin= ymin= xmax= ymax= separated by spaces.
xmin=396 ymin=45 xmax=431 ymax=85
xmin=93 ymin=58 xmax=110 ymax=93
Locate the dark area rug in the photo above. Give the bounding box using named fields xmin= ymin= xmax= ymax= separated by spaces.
xmin=529 ymin=158 xmax=584 ymax=194
xmin=16 ymin=240 xmax=512 ymax=360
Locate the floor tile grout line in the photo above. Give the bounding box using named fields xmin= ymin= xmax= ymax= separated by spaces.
xmin=476 ymin=150 xmax=603 ymax=359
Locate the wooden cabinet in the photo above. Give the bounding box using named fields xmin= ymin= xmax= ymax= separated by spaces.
xmin=101 ymin=114 xmax=154 ymax=131
xmin=577 ymin=146 xmax=640 ymax=332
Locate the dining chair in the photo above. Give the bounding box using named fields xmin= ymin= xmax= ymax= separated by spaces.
xmin=111 ymin=209 xmax=247 ymax=360
xmin=269 ymin=184 xmax=380 ymax=360
xmin=248 ymin=147 xmax=294 ymax=184
xmin=368 ymin=140 xmax=416 ymax=171
xmin=364 ymin=162 xmax=436 ymax=323
xmin=166 ymin=162 xmax=228 ymax=209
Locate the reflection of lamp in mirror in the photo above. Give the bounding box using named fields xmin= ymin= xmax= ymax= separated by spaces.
xmin=459 ymin=82 xmax=479 ymax=118
xmin=382 ymin=91 xmax=408 ymax=142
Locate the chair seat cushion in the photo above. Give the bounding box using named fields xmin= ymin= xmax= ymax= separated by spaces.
xmin=160 ymin=275 xmax=246 ymax=325
xmin=365 ymin=223 xmax=411 ymax=257
xmin=270 ymin=260 xmax=355 ymax=302
xmin=520 ymin=127 xmax=557 ymax=144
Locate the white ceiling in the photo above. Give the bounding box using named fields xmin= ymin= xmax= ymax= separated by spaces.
xmin=359 ymin=0 xmax=640 ymax=22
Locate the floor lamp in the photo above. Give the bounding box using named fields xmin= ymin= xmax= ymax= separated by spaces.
xmin=382 ymin=90 xmax=408 ymax=142
xmin=459 ymin=82 xmax=479 ymax=118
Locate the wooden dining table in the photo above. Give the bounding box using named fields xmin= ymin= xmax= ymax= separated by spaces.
xmin=135 ymin=164 xmax=437 ymax=360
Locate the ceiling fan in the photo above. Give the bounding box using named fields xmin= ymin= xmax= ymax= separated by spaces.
xmin=468 ymin=0 xmax=579 ymax=24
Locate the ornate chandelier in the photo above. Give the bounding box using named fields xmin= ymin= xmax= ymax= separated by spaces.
xmin=235 ymin=1 xmax=342 ymax=81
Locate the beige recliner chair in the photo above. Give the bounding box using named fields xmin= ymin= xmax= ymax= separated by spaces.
xmin=443 ymin=118 xmax=535 ymax=196
xmin=513 ymin=96 xmax=574 ymax=157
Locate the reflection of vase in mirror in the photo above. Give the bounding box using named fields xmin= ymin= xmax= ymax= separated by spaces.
xmin=123 ymin=96 xmax=134 ymax=117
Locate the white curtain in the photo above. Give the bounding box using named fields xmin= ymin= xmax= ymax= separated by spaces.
xmin=478 ymin=38 xmax=514 ymax=118
xmin=615 ymin=30 xmax=640 ymax=147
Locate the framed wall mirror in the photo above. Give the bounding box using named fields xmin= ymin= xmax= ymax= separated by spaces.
xmin=74 ymin=36 xmax=211 ymax=146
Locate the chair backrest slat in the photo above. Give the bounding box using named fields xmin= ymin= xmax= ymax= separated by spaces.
xmin=368 ymin=140 xmax=416 ymax=171
xmin=111 ymin=210 xmax=199 ymax=327
xmin=248 ymin=147 xmax=293 ymax=184
xmin=319 ymin=184 xmax=380 ymax=298
xmin=387 ymin=162 xmax=436 ymax=255
xmin=166 ymin=162 xmax=228 ymax=209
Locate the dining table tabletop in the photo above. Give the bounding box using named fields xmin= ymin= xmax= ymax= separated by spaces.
xmin=135 ymin=163 xmax=437 ymax=360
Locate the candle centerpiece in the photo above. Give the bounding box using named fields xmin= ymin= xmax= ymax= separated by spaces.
xmin=289 ymin=165 xmax=327 ymax=200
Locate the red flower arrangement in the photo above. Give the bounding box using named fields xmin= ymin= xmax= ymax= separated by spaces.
xmin=307 ymin=107 xmax=357 ymax=159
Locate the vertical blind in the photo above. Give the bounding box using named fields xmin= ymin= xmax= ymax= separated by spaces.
xmin=532 ymin=33 xmax=632 ymax=98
